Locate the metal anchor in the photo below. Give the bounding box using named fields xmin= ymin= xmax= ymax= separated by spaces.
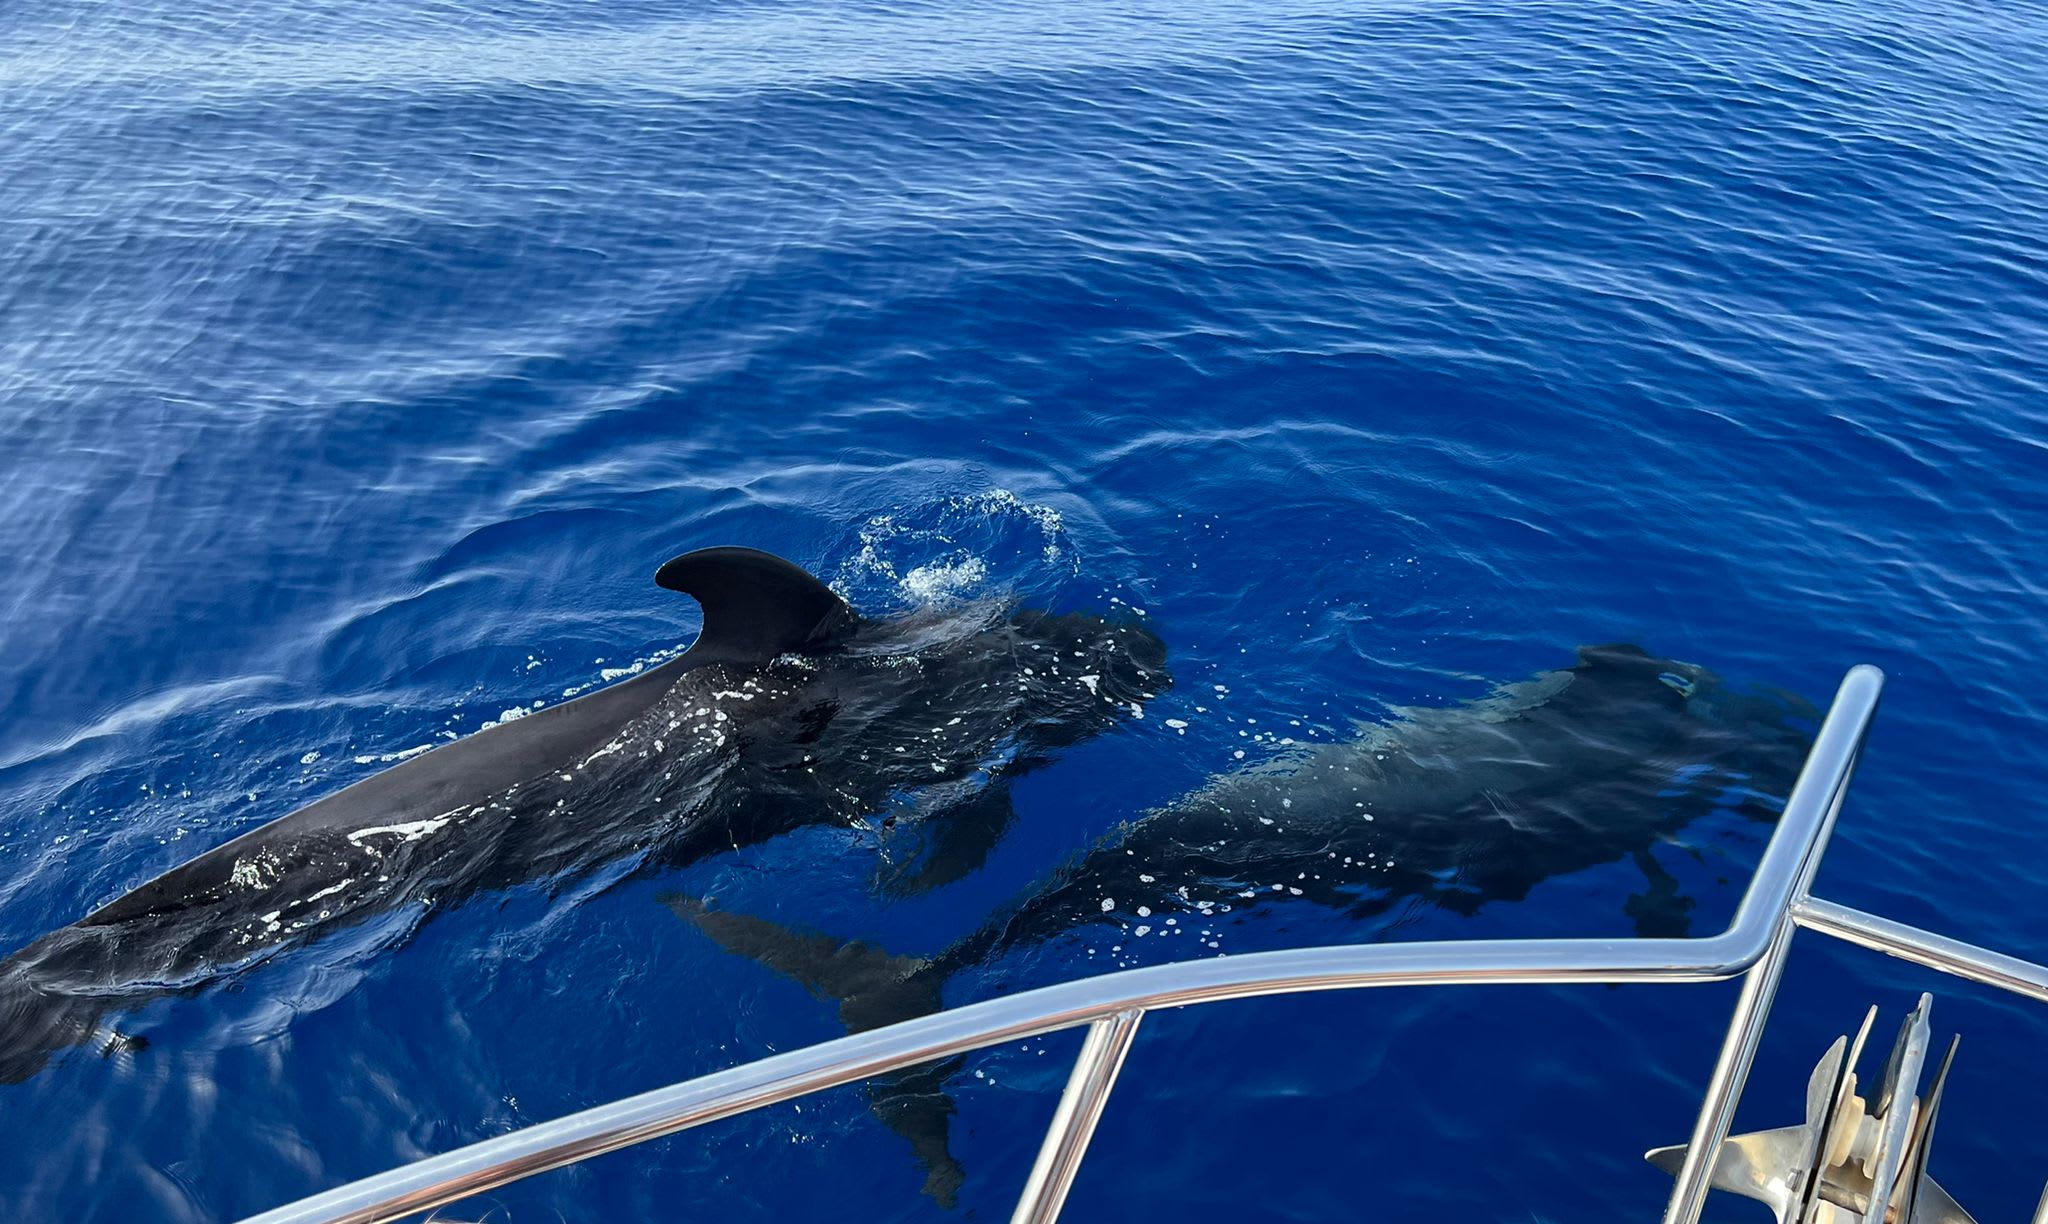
xmin=1646 ymin=994 xmax=1987 ymax=1223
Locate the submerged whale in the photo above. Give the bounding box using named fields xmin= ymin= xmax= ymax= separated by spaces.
xmin=668 ymin=644 xmax=1817 ymax=1202
xmin=0 ymin=547 xmax=1169 ymax=1082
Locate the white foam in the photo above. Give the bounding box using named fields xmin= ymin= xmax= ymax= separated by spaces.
xmin=480 ymin=706 xmax=532 ymax=730
xmin=900 ymin=555 xmax=988 ymax=602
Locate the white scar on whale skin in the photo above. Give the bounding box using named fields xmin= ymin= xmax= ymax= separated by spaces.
xmin=354 ymin=743 xmax=435 ymax=766
xmin=346 ymin=817 xmax=451 ymax=847
xmin=577 ymin=738 xmax=627 ymax=770
xmin=302 ymin=880 xmax=353 ymax=904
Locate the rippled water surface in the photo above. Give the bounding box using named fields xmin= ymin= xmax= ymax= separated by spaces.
xmin=4 ymin=0 xmax=2047 ymax=1217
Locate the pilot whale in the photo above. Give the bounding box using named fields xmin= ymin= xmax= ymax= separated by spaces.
xmin=667 ymin=644 xmax=1816 ymax=1203
xmin=0 ymin=547 xmax=1169 ymax=1082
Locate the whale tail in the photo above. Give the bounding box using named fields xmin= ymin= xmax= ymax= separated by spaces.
xmin=657 ymin=894 xmax=965 ymax=1204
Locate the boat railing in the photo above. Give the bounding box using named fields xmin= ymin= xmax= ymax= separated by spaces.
xmin=236 ymin=664 xmax=2048 ymax=1224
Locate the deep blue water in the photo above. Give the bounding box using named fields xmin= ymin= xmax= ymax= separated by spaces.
xmin=4 ymin=0 xmax=2048 ymax=1217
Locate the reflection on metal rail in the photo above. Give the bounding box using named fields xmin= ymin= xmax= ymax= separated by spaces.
xmin=232 ymin=664 xmax=2047 ymax=1224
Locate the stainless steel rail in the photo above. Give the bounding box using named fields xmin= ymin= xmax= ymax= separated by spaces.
xmin=1791 ymin=897 xmax=2048 ymax=1005
xmin=236 ymin=663 xmax=2046 ymax=1224
xmin=1011 ymin=1010 xmax=1143 ymax=1224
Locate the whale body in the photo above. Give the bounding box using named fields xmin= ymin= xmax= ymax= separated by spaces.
xmin=670 ymin=644 xmax=1816 ymax=1201
xmin=0 ymin=547 xmax=1169 ymax=1082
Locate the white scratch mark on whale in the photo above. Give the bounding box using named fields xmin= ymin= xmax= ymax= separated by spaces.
xmin=347 ymin=817 xmax=452 ymax=847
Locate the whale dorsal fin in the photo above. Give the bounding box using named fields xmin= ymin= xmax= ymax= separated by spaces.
xmin=1574 ymin=643 xmax=1654 ymax=669
xmin=656 ymin=546 xmax=858 ymax=665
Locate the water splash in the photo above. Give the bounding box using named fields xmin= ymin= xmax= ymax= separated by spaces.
xmin=835 ymin=490 xmax=1076 ymax=609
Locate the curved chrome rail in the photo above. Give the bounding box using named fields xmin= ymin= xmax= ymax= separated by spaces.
xmin=236 ymin=664 xmax=2048 ymax=1224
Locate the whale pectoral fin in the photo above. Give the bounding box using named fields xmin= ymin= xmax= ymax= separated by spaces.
xmin=654 ymin=547 xmax=858 ymax=665
xmin=872 ymin=783 xmax=1020 ymax=898
xmin=0 ymin=959 xmax=116 ymax=1084
xmin=659 ymin=894 xmax=966 ymax=1204
xmin=1624 ymin=847 xmax=1697 ymax=938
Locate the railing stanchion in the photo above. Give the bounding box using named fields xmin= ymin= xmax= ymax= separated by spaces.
xmin=1010 ymin=1009 xmax=1144 ymax=1224
xmin=1660 ymin=666 xmax=1881 ymax=1224
xmin=1659 ymin=912 xmax=1799 ymax=1224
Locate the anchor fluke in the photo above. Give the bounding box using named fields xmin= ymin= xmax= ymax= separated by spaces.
xmin=1646 ymin=996 xmax=1983 ymax=1224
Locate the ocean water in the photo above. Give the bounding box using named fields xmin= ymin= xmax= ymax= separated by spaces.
xmin=3 ymin=0 xmax=2047 ymax=1217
